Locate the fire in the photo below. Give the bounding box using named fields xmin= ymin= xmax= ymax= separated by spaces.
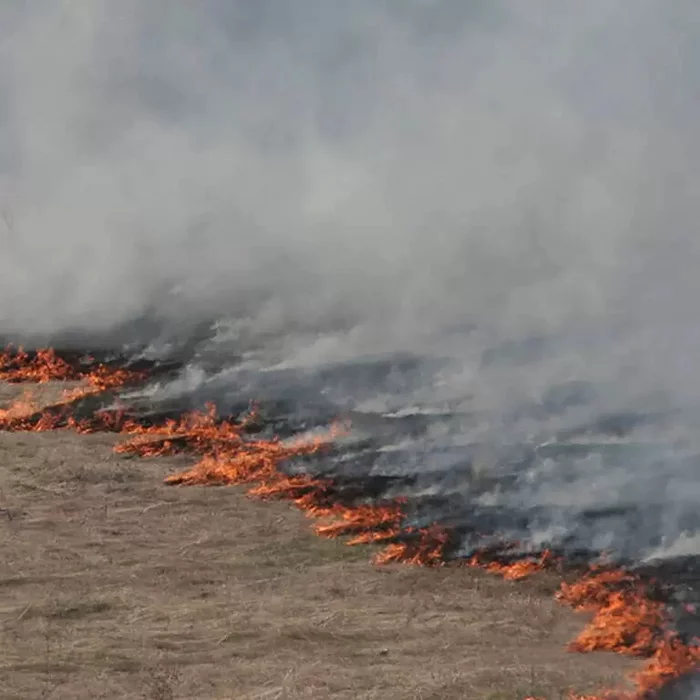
xmin=373 ymin=525 xmax=451 ymax=566
xmin=568 ymin=590 xmax=662 ymax=657
xmin=0 ymin=389 xmax=39 ymax=423
xmin=124 ymin=406 xmax=444 ymax=563
xmin=114 ymin=403 xmax=241 ymax=457
xmin=0 ymin=347 xmax=76 ymax=383
xmin=468 ymin=548 xmax=557 ymax=581
xmin=164 ymin=453 xmax=271 ymax=485
xmin=155 ymin=418 xmax=449 ymax=562
xmin=2 ymin=346 xmax=700 ymax=697
xmin=633 ymin=635 xmax=700 ymax=694
xmin=557 ymin=568 xmax=663 ymax=657
xmin=164 ymin=433 xmax=329 ymax=485
xmin=0 ymin=346 xmax=147 ymax=432
xmin=558 ymin=568 xmax=637 ymax=608
xmin=0 ymin=346 xmax=146 ymax=387
xmin=246 ymin=477 xmax=407 ymax=544
xmin=553 ymin=567 xmax=700 ymax=698
xmin=248 ymin=474 xmax=334 ymax=506
xmin=113 ymin=404 xmax=700 ymax=695
xmin=312 ymin=502 xmax=406 ymax=542
xmin=0 ymin=400 xmax=141 ymax=434
xmin=0 ymin=401 xmax=65 ymax=431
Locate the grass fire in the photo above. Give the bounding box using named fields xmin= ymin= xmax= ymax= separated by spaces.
xmin=1 ymin=346 xmax=699 ymax=699
xmin=5 ymin=4 xmax=700 ymax=697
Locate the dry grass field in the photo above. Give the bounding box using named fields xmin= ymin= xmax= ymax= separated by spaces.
xmin=0 ymin=382 xmax=638 ymax=699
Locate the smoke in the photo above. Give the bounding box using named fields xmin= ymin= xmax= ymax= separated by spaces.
xmin=1 ymin=1 xmax=697 ymax=343
xmin=3 ymin=1 xmax=700 ymax=558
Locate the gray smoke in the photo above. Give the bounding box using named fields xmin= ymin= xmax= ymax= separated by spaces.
xmin=3 ymin=1 xmax=700 ymax=561
xmin=1 ymin=1 xmax=698 ymax=341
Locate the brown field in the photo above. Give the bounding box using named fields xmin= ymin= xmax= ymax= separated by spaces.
xmin=0 ymin=382 xmax=638 ymax=699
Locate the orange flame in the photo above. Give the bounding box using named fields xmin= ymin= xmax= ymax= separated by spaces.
xmin=552 ymin=567 xmax=700 ymax=698
xmin=114 ymin=403 xmax=241 ymax=456
xmin=0 ymin=346 xmax=146 ymax=388
xmin=312 ymin=502 xmax=406 ymax=543
xmin=557 ymin=569 xmax=663 ymax=657
xmin=0 ymin=346 xmax=147 ymax=432
xmin=248 ymin=474 xmax=334 ymax=506
xmin=469 ymin=548 xmax=557 ymax=581
xmin=373 ymin=525 xmax=451 ymax=566
xmin=633 ymin=635 xmax=700 ymax=694
xmin=0 ymin=389 xmax=39 ymax=423
xmin=0 ymin=347 xmax=76 ymax=383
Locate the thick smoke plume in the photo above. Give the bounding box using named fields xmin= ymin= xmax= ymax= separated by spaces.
xmin=1 ymin=1 xmax=698 ymax=343
xmin=3 ymin=2 xmax=700 ymax=561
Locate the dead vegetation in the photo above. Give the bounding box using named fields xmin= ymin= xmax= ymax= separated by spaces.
xmin=0 ymin=382 xmax=638 ymax=699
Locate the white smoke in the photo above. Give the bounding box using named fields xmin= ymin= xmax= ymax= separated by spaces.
xmin=1 ymin=1 xmax=698 ymax=348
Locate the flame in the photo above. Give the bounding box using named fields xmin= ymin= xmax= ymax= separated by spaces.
xmin=248 ymin=474 xmax=334 ymax=507
xmin=164 ymin=433 xmax=329 ymax=485
xmin=121 ymin=407 xmax=700 ymax=697
xmin=0 ymin=347 xmax=76 ymax=383
xmin=552 ymin=567 xmax=700 ymax=698
xmin=372 ymin=525 xmax=451 ymax=566
xmin=0 ymin=346 xmax=145 ymax=387
xmin=310 ymin=501 xmax=406 ymax=546
xmin=0 ymin=389 xmax=39 ymax=423
xmin=155 ymin=416 xmax=454 ymax=563
xmin=468 ymin=548 xmax=557 ymax=581
xmin=557 ymin=568 xmax=663 ymax=657
xmin=568 ymin=590 xmax=662 ymax=657
xmin=114 ymin=403 xmax=240 ymax=456
xmin=0 ymin=401 xmax=66 ymax=431
xmin=0 ymin=400 xmax=143 ymax=434
xmin=0 ymin=346 xmax=146 ymax=432
xmin=633 ymin=635 xmax=700 ymax=694
xmin=525 ymin=635 xmax=700 ymax=700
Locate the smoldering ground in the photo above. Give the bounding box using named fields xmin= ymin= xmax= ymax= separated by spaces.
xmin=3 ymin=1 xmax=700 ymax=564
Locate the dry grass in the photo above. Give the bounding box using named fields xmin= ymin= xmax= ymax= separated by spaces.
xmin=0 ymin=382 xmax=638 ymax=699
